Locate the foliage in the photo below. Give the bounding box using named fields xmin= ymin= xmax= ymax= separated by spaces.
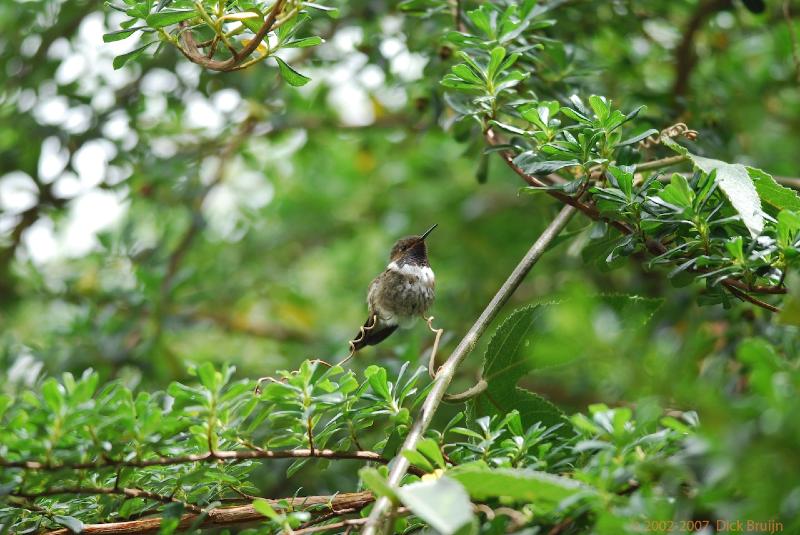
xmin=2 ymin=0 xmax=800 ymax=533
xmin=436 ymin=1 xmax=798 ymax=308
xmin=105 ymin=0 xmax=334 ymax=79
xmin=0 ymin=356 xmax=699 ymax=534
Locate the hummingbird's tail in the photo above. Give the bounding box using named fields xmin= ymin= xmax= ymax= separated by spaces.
xmin=350 ymin=317 xmax=398 ymax=352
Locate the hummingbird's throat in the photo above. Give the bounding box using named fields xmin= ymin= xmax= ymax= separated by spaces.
xmin=398 ymin=240 xmax=428 ymax=267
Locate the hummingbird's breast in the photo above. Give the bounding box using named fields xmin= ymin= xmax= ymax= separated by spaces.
xmin=368 ymin=261 xmax=435 ymax=328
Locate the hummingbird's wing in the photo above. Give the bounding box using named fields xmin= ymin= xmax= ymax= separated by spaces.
xmin=351 ymin=274 xmax=398 ymax=351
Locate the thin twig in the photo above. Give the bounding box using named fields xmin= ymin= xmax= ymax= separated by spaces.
xmin=293 ymin=518 xmax=368 ymax=535
xmin=362 ymin=205 xmax=578 ymax=535
xmin=178 ymin=0 xmax=287 ymax=71
xmin=1 ymin=448 xmax=424 ymax=477
xmin=635 ymin=154 xmax=690 ymax=172
xmin=673 ymin=0 xmax=734 ymax=105
xmin=12 ymin=486 xmax=203 ymax=513
xmin=723 ymin=281 xmax=780 ymax=312
xmin=485 ymin=129 xmax=633 ymax=235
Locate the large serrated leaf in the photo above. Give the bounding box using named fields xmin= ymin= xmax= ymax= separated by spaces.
xmin=748 ymin=167 xmax=800 ymax=213
xmin=470 ymin=305 xmax=566 ymax=433
xmin=470 ymin=298 xmax=662 ymax=432
xmin=448 ymin=464 xmax=592 ymax=509
xmin=396 ymin=477 xmax=476 ymax=535
xmin=690 ymin=154 xmax=763 ymax=237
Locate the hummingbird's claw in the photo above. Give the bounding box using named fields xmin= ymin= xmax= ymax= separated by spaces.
xmin=425 ymin=316 xmax=444 ymax=379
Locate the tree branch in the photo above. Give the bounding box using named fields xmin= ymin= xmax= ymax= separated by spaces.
xmin=41 ymin=491 xmax=375 ymax=535
xmin=673 ymin=0 xmax=734 ymax=105
xmin=635 ymin=154 xmax=690 ymax=172
xmin=1 ymin=448 xmax=424 ymax=476
xmin=484 ymin=129 xmax=632 ymax=235
xmin=177 ymin=0 xmax=287 ymax=72
xmin=160 ymin=116 xmax=257 ymax=297
xmin=362 ymin=205 xmax=578 ymax=534
xmin=11 ymin=487 xmax=203 ymax=514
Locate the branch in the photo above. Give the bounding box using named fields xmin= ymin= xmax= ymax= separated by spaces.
xmin=635 ymin=154 xmax=690 ymax=172
xmin=484 ymin=129 xmax=632 ymax=235
xmin=673 ymin=0 xmax=734 ymax=105
xmin=722 ymin=281 xmax=780 ymax=312
xmin=1 ymin=448 xmax=424 ymax=476
xmin=11 ymin=486 xmax=203 ymax=514
xmin=177 ymin=0 xmax=287 ymax=72
xmin=41 ymin=491 xmax=375 ymax=535
xmin=160 ymin=116 xmax=257 ymax=297
xmin=362 ymin=205 xmax=578 ymax=534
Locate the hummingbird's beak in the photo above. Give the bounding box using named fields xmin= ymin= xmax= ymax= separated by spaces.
xmin=419 ymin=224 xmax=437 ymax=241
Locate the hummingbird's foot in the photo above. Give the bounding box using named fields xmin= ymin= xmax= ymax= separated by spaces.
xmin=337 ymin=345 xmax=357 ymax=367
xmin=425 ymin=315 xmax=444 ymax=379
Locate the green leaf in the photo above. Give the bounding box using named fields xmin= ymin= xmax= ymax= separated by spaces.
xmin=416 ymin=437 xmax=446 ymax=469
xmin=53 ymin=516 xmax=85 ymax=533
xmin=725 ymin=236 xmax=745 ymax=262
xmin=197 ymin=362 xmax=220 ymax=392
xmin=304 ymin=3 xmax=340 ymax=17
xmin=513 ymin=152 xmax=580 ymax=175
xmin=103 ymin=26 xmax=146 ymax=42
xmin=42 ymin=378 xmax=63 ymax=413
xmin=359 ymin=467 xmax=399 ymax=502
xmin=560 ymin=106 xmax=591 ymax=124
xmin=487 ymin=46 xmax=506 ymax=80
xmin=448 ymin=464 xmax=591 ymax=509
xmin=396 ymin=477 xmax=476 ymax=535
xmin=690 ymin=154 xmax=764 ymax=237
xmin=364 ymin=365 xmax=391 ymax=401
xmin=778 ymin=210 xmax=800 ymax=247
xmin=112 ymin=41 xmax=157 ymax=69
xmin=470 ymin=306 xmax=566 ymax=432
xmin=274 ymin=57 xmax=311 ymax=86
xmin=617 ymin=128 xmax=658 ymax=147
xmin=748 ymin=167 xmax=800 ymax=212
xmin=253 ymin=498 xmax=280 ymax=520
xmin=607 ymin=166 xmax=634 ymax=199
xmin=451 ymin=64 xmax=483 ymax=84
xmin=401 ymin=449 xmax=435 ymax=472
xmin=588 ymin=95 xmax=609 ymax=123
xmin=283 ymin=36 xmax=324 ymax=48
xmin=145 ymin=9 xmax=196 ymax=28
xmin=658 ymin=173 xmax=694 ymax=210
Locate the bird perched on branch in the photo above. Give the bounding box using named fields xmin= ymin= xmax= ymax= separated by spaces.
xmin=349 ymin=224 xmax=437 ymax=352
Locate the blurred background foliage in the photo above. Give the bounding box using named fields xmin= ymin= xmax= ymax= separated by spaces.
xmin=1 ymin=0 xmax=800 ymax=528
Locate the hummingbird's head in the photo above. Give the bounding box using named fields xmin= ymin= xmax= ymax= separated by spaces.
xmin=389 ymin=224 xmax=437 ymax=266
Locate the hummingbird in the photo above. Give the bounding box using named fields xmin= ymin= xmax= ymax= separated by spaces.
xmin=350 ymin=224 xmax=437 ymax=352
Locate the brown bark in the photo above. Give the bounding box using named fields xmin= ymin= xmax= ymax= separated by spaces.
xmin=44 ymin=491 xmax=374 ymax=535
